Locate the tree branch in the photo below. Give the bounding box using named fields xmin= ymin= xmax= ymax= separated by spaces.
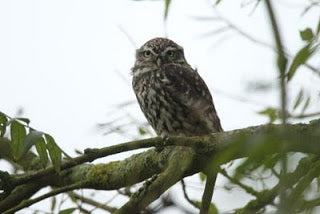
xmin=220 ymin=168 xmax=260 ymax=197
xmin=10 ymin=137 xmax=171 ymax=187
xmin=181 ymin=179 xmax=200 ymax=209
xmin=114 ymin=147 xmax=196 ymax=214
xmin=1 ymin=120 xmax=319 ymax=213
xmin=199 ymin=173 xmax=217 ymax=214
xmin=4 ymin=119 xmax=320 ymax=192
xmin=0 ymin=182 xmax=43 ymax=212
xmin=3 ymin=183 xmax=84 ymax=214
xmin=235 ymin=155 xmax=320 ymax=213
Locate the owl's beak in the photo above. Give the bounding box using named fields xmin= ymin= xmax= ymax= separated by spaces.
xmin=156 ymin=57 xmax=161 ymax=67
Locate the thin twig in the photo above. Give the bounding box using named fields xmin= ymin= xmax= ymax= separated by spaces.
xmin=265 ymin=1 xmax=289 ymax=212
xmin=69 ymin=192 xmax=117 ymax=212
xmin=235 ymin=156 xmax=320 ymax=213
xmin=118 ymin=25 xmax=137 ymax=48
xmin=202 ymin=10 xmax=320 ymax=76
xmin=220 ymin=169 xmax=260 ymax=197
xmin=290 ymin=111 xmax=320 ymax=119
xmin=265 ymin=0 xmax=288 ymax=124
xmin=3 ymin=183 xmax=84 ymax=214
xmin=181 ymin=179 xmax=200 ymax=209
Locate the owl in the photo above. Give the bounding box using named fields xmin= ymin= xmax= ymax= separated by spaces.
xmin=132 ymin=38 xmax=223 ymax=138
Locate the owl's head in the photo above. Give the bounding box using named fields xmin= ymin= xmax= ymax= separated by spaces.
xmin=134 ymin=38 xmax=188 ymax=68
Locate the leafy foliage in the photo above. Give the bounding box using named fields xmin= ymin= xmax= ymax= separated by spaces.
xmin=0 ymin=111 xmax=63 ymax=172
xmin=10 ymin=120 xmax=27 ymax=160
xmin=195 ymin=201 xmax=218 ymax=214
xmin=287 ymin=24 xmax=320 ymax=81
xmin=300 ymin=28 xmax=314 ymax=41
xmin=45 ymin=134 xmax=62 ymax=172
xmin=58 ymin=207 xmax=77 ymax=214
xmin=258 ymin=107 xmax=279 ymax=123
xmin=164 ymin=0 xmax=171 ymax=20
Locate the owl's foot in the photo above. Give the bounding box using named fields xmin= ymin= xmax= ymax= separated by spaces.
xmin=155 ymin=146 xmax=164 ymax=152
xmin=161 ymin=133 xmax=170 ymax=142
xmin=155 ymin=133 xmax=170 ymax=152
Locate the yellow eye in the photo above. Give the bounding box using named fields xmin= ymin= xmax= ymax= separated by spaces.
xmin=167 ymin=50 xmax=175 ymax=57
xmin=143 ymin=50 xmax=152 ymax=58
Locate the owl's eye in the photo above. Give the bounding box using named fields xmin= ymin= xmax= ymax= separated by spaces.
xmin=167 ymin=50 xmax=175 ymax=58
xmin=143 ymin=50 xmax=152 ymax=58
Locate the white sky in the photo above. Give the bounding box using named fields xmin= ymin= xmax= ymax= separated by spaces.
xmin=0 ymin=0 xmax=319 ymax=213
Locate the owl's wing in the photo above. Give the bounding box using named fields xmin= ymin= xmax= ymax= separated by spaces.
xmin=160 ymin=64 xmax=223 ymax=133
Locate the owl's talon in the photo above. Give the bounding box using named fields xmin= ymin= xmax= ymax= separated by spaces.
xmin=161 ymin=134 xmax=170 ymax=142
xmin=155 ymin=146 xmax=164 ymax=152
xmin=155 ymin=134 xmax=170 ymax=152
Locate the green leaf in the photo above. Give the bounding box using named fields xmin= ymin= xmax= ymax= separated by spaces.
xmin=51 ymin=197 xmax=56 ymax=212
xmin=138 ymin=127 xmax=147 ymax=135
xmin=195 ymin=201 xmax=202 ymax=209
xmin=263 ymin=153 xmax=282 ymax=169
xmin=287 ymin=44 xmax=318 ymax=81
xmin=300 ymin=28 xmax=314 ymax=41
xmin=293 ymin=89 xmax=304 ymax=110
xmin=258 ymin=107 xmax=278 ymax=123
xmin=35 ymin=137 xmax=49 ymax=168
xmin=317 ymin=20 xmax=320 ymax=35
xmin=195 ymin=201 xmax=218 ymax=214
xmin=208 ymin=203 xmax=219 ymax=214
xmin=19 ymin=130 xmax=44 ymax=159
xmin=45 ymin=134 xmax=62 ymax=173
xmin=0 ymin=112 xmax=8 ymax=137
xmin=58 ymin=207 xmax=77 ymax=214
xmin=68 ymin=193 xmax=77 ymax=203
xmin=10 ymin=120 xmax=26 ymax=160
xmin=15 ymin=117 xmax=30 ymax=125
xmin=164 ymin=0 xmax=171 ymax=20
xmin=199 ymin=172 xmax=206 ymax=182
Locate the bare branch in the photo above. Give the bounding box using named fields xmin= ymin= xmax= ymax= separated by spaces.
xmin=265 ymin=0 xmax=288 ymax=124
xmin=181 ymin=179 xmax=200 ymax=209
xmin=199 ymin=173 xmax=217 ymax=214
xmin=69 ymin=192 xmax=117 ymax=213
xmin=220 ymin=168 xmax=260 ymax=197
xmin=290 ymin=111 xmax=320 ymax=119
xmin=3 ymin=183 xmax=83 ymax=214
xmin=1 ymin=120 xmax=319 ymax=213
xmin=114 ymin=147 xmax=195 ymax=214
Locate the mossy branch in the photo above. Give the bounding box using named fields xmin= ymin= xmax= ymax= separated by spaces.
xmin=0 ymin=120 xmax=319 ymax=213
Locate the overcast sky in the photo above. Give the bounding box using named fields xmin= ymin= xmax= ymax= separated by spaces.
xmin=0 ymin=0 xmax=319 ymax=213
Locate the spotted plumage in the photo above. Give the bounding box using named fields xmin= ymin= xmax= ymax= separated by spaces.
xmin=132 ymin=38 xmax=222 ymax=137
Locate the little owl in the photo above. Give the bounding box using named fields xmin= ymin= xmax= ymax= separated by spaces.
xmin=132 ymin=38 xmax=223 ymax=138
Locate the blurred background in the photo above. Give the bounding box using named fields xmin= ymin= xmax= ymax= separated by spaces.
xmin=0 ymin=0 xmax=319 ymax=213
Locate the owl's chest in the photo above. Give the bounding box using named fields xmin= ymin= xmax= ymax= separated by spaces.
xmin=133 ymin=72 xmax=188 ymax=135
xmin=133 ymin=71 xmax=166 ymax=109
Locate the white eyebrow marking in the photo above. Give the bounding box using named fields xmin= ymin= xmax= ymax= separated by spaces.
xmin=141 ymin=47 xmax=157 ymax=56
xmin=164 ymin=46 xmax=177 ymax=52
